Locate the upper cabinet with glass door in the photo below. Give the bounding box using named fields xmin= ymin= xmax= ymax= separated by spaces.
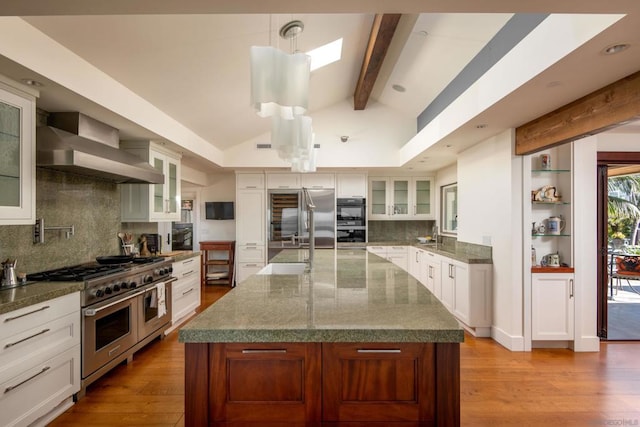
xmin=0 ymin=80 xmax=36 ymax=225
xmin=120 ymin=141 xmax=181 ymax=222
xmin=368 ymin=176 xmax=434 ymax=220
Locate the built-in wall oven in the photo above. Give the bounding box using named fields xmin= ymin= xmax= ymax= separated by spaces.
xmin=336 ymin=198 xmax=366 ymax=242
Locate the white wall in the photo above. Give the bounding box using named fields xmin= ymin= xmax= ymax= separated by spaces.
xmin=194 ymin=172 xmax=236 ymax=244
xmin=457 ymin=129 xmax=524 ymax=350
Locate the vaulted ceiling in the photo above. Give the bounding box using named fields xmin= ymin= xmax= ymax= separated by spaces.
xmin=1 ymin=1 xmax=639 ymax=175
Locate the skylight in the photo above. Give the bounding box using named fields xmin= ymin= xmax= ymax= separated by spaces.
xmin=308 ymin=38 xmax=343 ymax=71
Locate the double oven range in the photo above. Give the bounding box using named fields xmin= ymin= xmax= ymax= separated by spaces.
xmin=27 ymin=257 xmax=175 ymax=397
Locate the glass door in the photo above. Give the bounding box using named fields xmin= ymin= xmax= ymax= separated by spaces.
xmin=370 ymin=179 xmax=388 ymax=218
xmin=391 ymin=178 xmax=409 ymax=217
xmin=414 ymin=178 xmax=432 ymax=217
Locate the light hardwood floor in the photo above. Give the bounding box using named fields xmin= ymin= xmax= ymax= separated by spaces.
xmin=50 ymin=285 xmax=640 ymax=427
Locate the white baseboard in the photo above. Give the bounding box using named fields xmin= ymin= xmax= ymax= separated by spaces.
xmin=574 ymin=335 xmax=600 ymax=352
xmin=490 ymin=326 xmax=526 ymax=351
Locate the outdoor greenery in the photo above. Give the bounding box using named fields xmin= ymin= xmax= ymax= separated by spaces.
xmin=608 ymin=174 xmax=640 ymax=244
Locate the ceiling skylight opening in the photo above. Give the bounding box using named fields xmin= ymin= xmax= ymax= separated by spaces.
xmin=308 ymin=38 xmax=343 ymax=72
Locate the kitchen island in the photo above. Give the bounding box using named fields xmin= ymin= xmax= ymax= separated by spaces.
xmin=179 ymin=249 xmax=464 ymax=426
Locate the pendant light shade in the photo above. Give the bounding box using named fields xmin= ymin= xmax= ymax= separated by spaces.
xmin=250 ymin=46 xmax=311 ymax=119
xmin=271 ymin=115 xmax=316 ymax=172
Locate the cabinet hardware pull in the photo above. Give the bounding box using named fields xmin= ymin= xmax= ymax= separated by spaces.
xmin=84 ymin=290 xmax=145 ymax=316
xmin=108 ymin=345 xmax=122 ymax=356
xmin=242 ymin=349 xmax=287 ymax=354
xmin=416 ymin=252 xmax=419 ymax=262
xmin=4 ymin=305 xmax=50 ymax=322
xmin=183 ymin=259 xmax=194 ymax=264
xmin=182 ymin=270 xmax=195 ymax=277
xmin=182 ymin=288 xmax=195 ymax=296
xmin=5 ymin=328 xmax=50 ymax=349
xmin=570 ymin=279 xmax=574 ymax=298
xmin=245 ymin=263 xmax=257 ymax=267
xmin=4 ymin=366 xmax=50 ymax=394
xmin=357 ymin=349 xmax=401 ymax=353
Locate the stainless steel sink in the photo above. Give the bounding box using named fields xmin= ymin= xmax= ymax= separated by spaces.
xmin=256 ymin=263 xmax=307 ymax=275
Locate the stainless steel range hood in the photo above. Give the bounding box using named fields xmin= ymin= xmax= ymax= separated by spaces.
xmin=36 ymin=112 xmax=164 ymax=184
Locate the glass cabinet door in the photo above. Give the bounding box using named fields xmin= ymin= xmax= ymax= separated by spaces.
xmin=391 ymin=179 xmax=409 ymax=216
xmin=151 ymin=153 xmax=165 ymax=215
xmin=370 ymin=179 xmax=387 ymax=216
xmin=414 ymin=178 xmax=432 ymax=216
xmin=0 ymin=100 xmax=21 ymax=207
xmin=168 ymin=160 xmax=178 ymax=214
xmin=0 ymin=85 xmax=34 ymax=225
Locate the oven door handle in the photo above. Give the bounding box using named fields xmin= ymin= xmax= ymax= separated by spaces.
xmin=84 ymin=290 xmax=146 ymax=317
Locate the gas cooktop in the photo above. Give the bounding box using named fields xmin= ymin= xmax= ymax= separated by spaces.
xmin=26 ymin=257 xmax=166 ymax=282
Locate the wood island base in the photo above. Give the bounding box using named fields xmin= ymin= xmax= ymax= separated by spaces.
xmin=184 ymin=342 xmax=460 ymax=427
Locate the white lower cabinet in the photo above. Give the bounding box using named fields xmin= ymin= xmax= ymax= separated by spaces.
xmin=425 ymin=252 xmax=441 ymax=296
xmin=532 ymin=273 xmax=575 ymax=341
xmin=0 ymin=292 xmax=81 ymax=427
xmin=367 ymin=246 xmax=408 ymax=271
xmin=167 ymin=255 xmax=201 ymax=334
xmin=237 ymin=262 xmax=266 ymax=283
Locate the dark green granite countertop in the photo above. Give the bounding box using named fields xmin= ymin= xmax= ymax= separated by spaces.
xmin=0 ymin=281 xmax=83 ymax=315
xmin=365 ymin=241 xmax=493 ymax=264
xmin=179 ymin=249 xmax=464 ymax=344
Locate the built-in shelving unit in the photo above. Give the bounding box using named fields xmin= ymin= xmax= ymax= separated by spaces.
xmin=200 ymin=241 xmax=235 ymax=287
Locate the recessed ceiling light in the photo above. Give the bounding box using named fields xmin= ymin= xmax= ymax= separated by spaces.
xmin=392 ymin=84 xmax=406 ymax=93
xmin=546 ymin=81 xmax=562 ymax=88
xmin=21 ymin=78 xmax=43 ymax=87
xmin=602 ymin=43 xmax=630 ymax=55
xmin=416 ymin=30 xmax=428 ymax=37
xmin=475 ymin=124 xmax=488 ymax=129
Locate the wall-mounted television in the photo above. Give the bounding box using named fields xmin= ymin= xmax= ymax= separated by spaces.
xmin=205 ymin=201 xmax=234 ymax=220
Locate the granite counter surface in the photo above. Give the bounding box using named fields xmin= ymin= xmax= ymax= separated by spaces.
xmin=365 ymin=241 xmax=492 ymax=264
xmin=179 ymin=249 xmax=464 ymax=344
xmin=0 ymin=281 xmax=84 ymax=314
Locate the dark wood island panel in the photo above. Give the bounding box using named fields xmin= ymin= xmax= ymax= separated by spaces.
xmin=185 ymin=342 xmax=460 ymax=427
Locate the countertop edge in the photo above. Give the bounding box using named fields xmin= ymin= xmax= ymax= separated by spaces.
xmin=0 ymin=282 xmax=84 ymax=315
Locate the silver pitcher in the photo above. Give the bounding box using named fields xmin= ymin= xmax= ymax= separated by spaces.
xmin=1 ymin=259 xmax=18 ymax=287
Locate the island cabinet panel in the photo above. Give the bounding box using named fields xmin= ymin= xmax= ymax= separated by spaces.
xmin=322 ymin=343 xmax=436 ymax=423
xmin=209 ymin=343 xmax=322 ymax=423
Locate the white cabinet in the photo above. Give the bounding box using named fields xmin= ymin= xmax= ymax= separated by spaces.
xmin=237 ymin=173 xmax=265 ymax=189
xmin=0 ymin=292 xmax=80 ymax=427
xmin=408 ymin=246 xmax=428 ymax=285
xmin=120 ymin=141 xmax=182 ymax=222
xmin=166 ymin=255 xmax=201 ymax=334
xmin=266 ymin=173 xmax=301 ymax=189
xmin=441 ymin=258 xmax=492 ymax=336
xmin=336 ymin=173 xmax=367 ymax=198
xmin=532 ymin=273 xmax=575 ymax=341
xmin=236 ymin=174 xmax=267 ymax=284
xmin=0 ymin=80 xmax=36 ymax=225
xmin=367 ymin=245 xmax=408 ymax=271
xmin=301 ymin=173 xmax=334 ymax=189
xmin=368 ymin=176 xmax=434 ymax=220
xmin=424 ymin=251 xmax=441 ymax=296
xmin=266 ymin=173 xmax=335 ymax=189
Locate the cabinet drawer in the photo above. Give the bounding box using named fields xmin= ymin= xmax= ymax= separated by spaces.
xmin=1 ymin=292 xmax=80 ymax=341
xmin=172 ymin=256 xmax=200 ymax=278
xmin=0 ymin=311 xmax=80 ymax=383
xmin=173 ymin=276 xmax=200 ymax=315
xmin=237 ymin=244 xmax=265 ymax=262
xmin=0 ymin=344 xmax=80 ymax=427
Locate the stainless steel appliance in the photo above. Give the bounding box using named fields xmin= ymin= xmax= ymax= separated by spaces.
xmin=336 ymin=197 xmax=366 ymax=242
xmin=268 ymin=188 xmax=335 ymax=260
xmin=26 ymin=257 xmax=174 ymax=397
xmin=171 ymin=222 xmax=193 ymax=251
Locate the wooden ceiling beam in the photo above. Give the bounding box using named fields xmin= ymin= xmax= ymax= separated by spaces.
xmin=353 ymin=13 xmax=401 ymax=110
xmin=515 ymin=70 xmax=640 ymax=155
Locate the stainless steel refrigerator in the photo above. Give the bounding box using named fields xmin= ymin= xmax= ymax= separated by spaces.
xmin=268 ymin=188 xmax=335 ymax=260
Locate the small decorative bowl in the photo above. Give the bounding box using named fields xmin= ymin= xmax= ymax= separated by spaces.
xmin=417 ymin=237 xmax=428 ymax=244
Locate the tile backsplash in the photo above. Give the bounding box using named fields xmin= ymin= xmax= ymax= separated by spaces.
xmin=368 ymin=220 xmax=435 ymax=242
xmin=0 ymin=168 xmax=157 ymax=275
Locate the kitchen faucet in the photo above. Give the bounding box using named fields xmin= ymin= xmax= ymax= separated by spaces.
xmin=303 ymin=188 xmax=316 ymax=271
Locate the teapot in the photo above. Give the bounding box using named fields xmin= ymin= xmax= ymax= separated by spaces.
xmin=541 ymin=253 xmax=561 ymax=267
xmin=1 ymin=259 xmax=18 ymax=287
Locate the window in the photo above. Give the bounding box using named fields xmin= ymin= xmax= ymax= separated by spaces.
xmin=441 ymin=183 xmax=458 ymax=234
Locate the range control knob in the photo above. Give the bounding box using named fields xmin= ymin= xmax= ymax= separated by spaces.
xmin=104 ymin=286 xmax=113 ymax=295
xmin=120 ymin=281 xmax=129 ymax=289
xmin=168 ymin=266 xmax=173 ymax=274
xmin=129 ymin=281 xmax=137 ymax=289
xmin=143 ymin=275 xmax=154 ymax=284
xmin=113 ymin=283 xmax=121 ymax=292
xmin=92 ymin=287 xmax=104 ymax=298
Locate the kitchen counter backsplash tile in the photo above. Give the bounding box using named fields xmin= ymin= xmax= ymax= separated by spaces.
xmin=0 ymin=168 xmax=157 ymax=274
xmin=368 ymin=220 xmax=435 ymax=242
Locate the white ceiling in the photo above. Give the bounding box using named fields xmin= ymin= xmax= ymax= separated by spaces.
xmin=1 ymin=1 xmax=640 ymax=175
